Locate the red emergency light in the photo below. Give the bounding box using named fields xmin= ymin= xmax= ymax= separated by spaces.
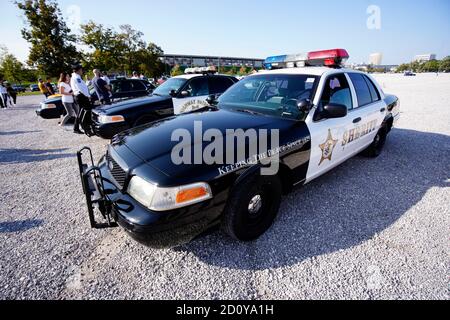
xmin=307 ymin=49 xmax=349 ymax=67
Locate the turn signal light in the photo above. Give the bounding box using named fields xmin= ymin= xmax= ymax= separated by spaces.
xmin=176 ymin=186 xmax=209 ymax=204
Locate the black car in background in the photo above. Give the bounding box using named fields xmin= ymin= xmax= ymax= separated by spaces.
xmin=12 ymin=85 xmax=26 ymax=93
xmin=91 ymin=74 xmax=238 ymax=139
xmin=36 ymin=78 xmax=151 ymax=119
xmin=30 ymin=84 xmax=40 ymax=92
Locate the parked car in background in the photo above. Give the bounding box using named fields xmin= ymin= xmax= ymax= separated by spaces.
xmin=30 ymin=84 xmax=40 ymax=92
xmin=36 ymin=78 xmax=151 ymax=119
xmin=90 ymin=72 xmax=238 ymax=139
xmin=12 ymin=85 xmax=26 ymax=93
xmin=404 ymin=71 xmax=416 ymax=76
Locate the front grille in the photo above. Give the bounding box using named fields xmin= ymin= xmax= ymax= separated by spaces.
xmin=106 ymin=153 xmax=127 ymax=189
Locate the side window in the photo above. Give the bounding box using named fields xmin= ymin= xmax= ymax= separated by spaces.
xmin=184 ymin=77 xmax=209 ymax=97
xmin=209 ymin=77 xmax=235 ymax=94
xmin=318 ymin=73 xmax=353 ymax=112
xmin=348 ymin=73 xmax=372 ymax=107
xmin=130 ymin=80 xmax=146 ymax=91
xmin=111 ymin=81 xmax=120 ymax=93
xmin=363 ymin=75 xmax=381 ymax=102
xmin=119 ymin=81 xmax=132 ymax=92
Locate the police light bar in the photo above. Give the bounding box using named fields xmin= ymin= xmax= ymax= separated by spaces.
xmin=307 ymin=49 xmax=349 ymax=67
xmin=264 ymin=49 xmax=349 ymax=69
xmin=185 ymin=66 xmax=217 ymax=74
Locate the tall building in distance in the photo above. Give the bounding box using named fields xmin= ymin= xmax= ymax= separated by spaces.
xmin=369 ymin=53 xmax=383 ymax=66
xmin=413 ymin=54 xmax=437 ymax=62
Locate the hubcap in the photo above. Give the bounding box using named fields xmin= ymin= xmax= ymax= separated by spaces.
xmin=248 ymin=195 xmax=263 ymax=215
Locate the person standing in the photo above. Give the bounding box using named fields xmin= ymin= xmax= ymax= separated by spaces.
xmin=101 ymin=72 xmax=111 ymax=85
xmin=131 ymin=71 xmax=139 ymax=79
xmin=5 ymin=82 xmax=17 ymax=106
xmin=71 ymin=64 xmax=91 ymax=135
xmin=45 ymin=79 xmax=55 ymax=95
xmin=92 ymin=69 xmax=111 ymax=105
xmin=58 ymin=72 xmax=78 ymax=127
xmin=0 ymin=80 xmax=7 ymax=108
xmin=38 ymin=78 xmax=50 ymax=98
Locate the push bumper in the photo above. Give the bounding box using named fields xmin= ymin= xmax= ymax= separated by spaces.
xmin=77 ymin=147 xmax=224 ymax=248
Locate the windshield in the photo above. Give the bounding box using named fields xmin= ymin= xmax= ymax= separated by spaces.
xmin=218 ymin=74 xmax=319 ymax=120
xmin=153 ymin=78 xmax=187 ymax=96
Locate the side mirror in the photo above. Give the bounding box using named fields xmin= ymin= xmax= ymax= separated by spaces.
xmin=180 ymin=91 xmax=189 ymax=98
xmin=169 ymin=89 xmax=177 ymax=97
xmin=297 ymin=99 xmax=312 ymax=112
xmin=323 ymin=103 xmax=348 ymax=119
xmin=206 ymin=94 xmax=219 ymax=106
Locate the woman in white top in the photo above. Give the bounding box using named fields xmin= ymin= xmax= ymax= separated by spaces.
xmin=58 ymin=72 xmax=79 ymax=127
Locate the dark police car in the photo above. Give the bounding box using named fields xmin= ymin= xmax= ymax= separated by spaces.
xmin=90 ymin=72 xmax=238 ymax=139
xmin=36 ymin=78 xmax=152 ymax=119
xmin=78 ymin=49 xmax=400 ymax=248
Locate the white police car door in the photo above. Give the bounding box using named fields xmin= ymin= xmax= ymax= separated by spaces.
xmin=172 ymin=77 xmax=210 ymax=115
xmin=345 ymin=73 xmax=386 ymax=149
xmin=305 ymin=73 xmax=362 ymax=183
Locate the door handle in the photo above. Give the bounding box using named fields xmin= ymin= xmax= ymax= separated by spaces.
xmin=353 ymin=117 xmax=362 ymax=124
xmin=380 ymin=108 xmax=386 ymax=113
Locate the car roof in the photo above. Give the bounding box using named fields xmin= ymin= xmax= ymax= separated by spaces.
xmin=255 ymin=67 xmax=363 ymax=77
xmin=172 ymin=74 xmax=234 ymax=80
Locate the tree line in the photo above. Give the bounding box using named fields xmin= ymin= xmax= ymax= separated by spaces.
xmin=396 ymin=57 xmax=450 ymax=73
xmin=0 ymin=0 xmax=168 ymax=83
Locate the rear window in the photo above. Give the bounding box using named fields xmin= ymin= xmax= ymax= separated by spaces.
xmin=363 ymin=75 xmax=381 ymax=102
xmin=209 ymin=77 xmax=235 ymax=94
xmin=348 ymin=73 xmax=372 ymax=107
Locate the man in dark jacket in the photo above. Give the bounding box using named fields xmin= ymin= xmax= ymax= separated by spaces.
xmin=92 ymin=69 xmax=111 ymax=105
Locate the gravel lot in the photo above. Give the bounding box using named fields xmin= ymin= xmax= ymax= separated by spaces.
xmin=0 ymin=74 xmax=448 ymax=300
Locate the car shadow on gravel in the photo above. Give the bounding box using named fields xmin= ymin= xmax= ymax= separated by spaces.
xmin=0 ymin=148 xmax=74 ymax=164
xmin=0 ymin=219 xmax=44 ymax=233
xmin=176 ymin=128 xmax=449 ymax=270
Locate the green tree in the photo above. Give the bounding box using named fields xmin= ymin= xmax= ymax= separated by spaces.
xmin=396 ymin=63 xmax=410 ymax=72
xmin=439 ymin=56 xmax=450 ymax=72
xmin=228 ymin=66 xmax=238 ymax=75
xmin=170 ymin=64 xmax=183 ymax=77
xmin=79 ymin=21 xmax=122 ymax=72
xmin=421 ymin=60 xmax=439 ymax=72
xmin=16 ymin=0 xmax=80 ymax=77
xmin=238 ymin=66 xmax=248 ymax=75
xmin=1 ymin=53 xmax=25 ymax=83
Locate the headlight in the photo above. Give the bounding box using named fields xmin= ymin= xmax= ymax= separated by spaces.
xmin=41 ymin=103 xmax=57 ymax=109
xmin=98 ymin=114 xmax=125 ymax=124
xmin=127 ymin=176 xmax=212 ymax=211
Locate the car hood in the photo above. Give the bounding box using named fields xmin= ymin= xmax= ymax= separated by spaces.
xmin=112 ymin=108 xmax=302 ymax=182
xmin=43 ymin=96 xmax=62 ymax=104
xmin=97 ymin=94 xmax=172 ymax=114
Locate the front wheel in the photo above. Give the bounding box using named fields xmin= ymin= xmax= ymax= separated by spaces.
xmin=362 ymin=127 xmax=387 ymax=158
xmin=222 ymin=174 xmax=282 ymax=242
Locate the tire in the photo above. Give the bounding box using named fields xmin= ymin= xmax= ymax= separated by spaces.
xmin=362 ymin=127 xmax=387 ymax=158
xmin=222 ymin=174 xmax=282 ymax=242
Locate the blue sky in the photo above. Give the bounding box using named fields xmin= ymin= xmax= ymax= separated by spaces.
xmin=1 ymin=0 xmax=449 ymax=65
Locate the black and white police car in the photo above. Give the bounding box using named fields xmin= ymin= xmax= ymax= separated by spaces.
xmin=78 ymin=49 xmax=400 ymax=248
xmin=90 ymin=67 xmax=238 ymax=139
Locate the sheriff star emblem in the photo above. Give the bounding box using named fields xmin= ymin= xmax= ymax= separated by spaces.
xmin=319 ymin=129 xmax=338 ymax=165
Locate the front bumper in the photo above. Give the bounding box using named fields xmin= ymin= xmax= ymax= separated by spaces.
xmin=77 ymin=147 xmax=224 ymax=248
xmin=91 ymin=121 xmax=130 ymax=140
xmin=91 ymin=111 xmax=130 ymax=139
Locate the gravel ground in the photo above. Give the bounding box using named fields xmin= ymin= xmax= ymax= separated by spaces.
xmin=0 ymin=73 xmax=448 ymax=300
